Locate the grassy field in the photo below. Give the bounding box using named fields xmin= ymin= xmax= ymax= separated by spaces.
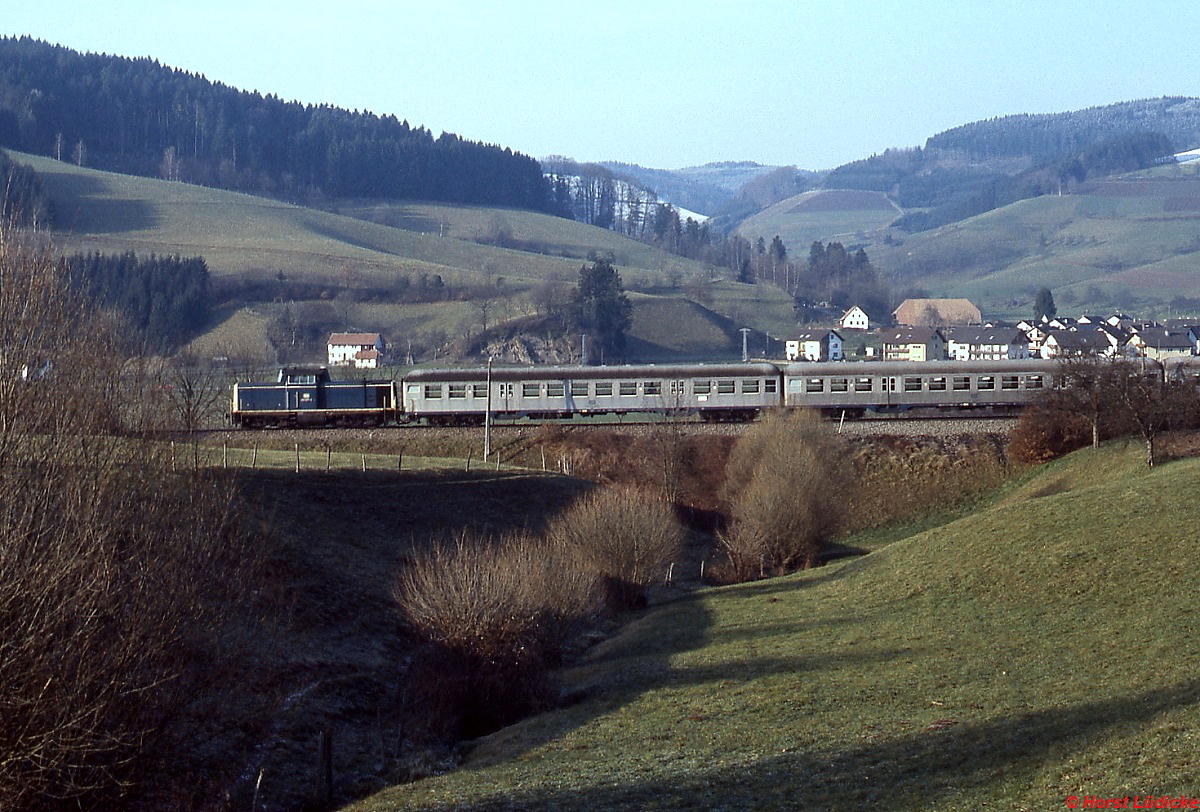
xmin=347 ymin=439 xmax=1200 ymax=811
xmin=18 ymin=151 xmax=798 ymax=360
xmin=736 ymin=189 xmax=902 ymax=250
xmin=870 ymin=164 xmax=1200 ymax=319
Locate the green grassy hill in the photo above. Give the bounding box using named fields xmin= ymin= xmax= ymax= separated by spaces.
xmin=736 ymin=188 xmax=902 ymax=250
xmin=872 ymin=163 xmax=1200 ymax=319
xmin=18 ymin=151 xmax=796 ymax=361
xmin=349 ymin=441 xmax=1200 ymax=810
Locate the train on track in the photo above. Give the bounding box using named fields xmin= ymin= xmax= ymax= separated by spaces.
xmin=229 ymin=357 xmax=1155 ymax=428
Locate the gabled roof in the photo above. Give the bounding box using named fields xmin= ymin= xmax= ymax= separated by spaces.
xmin=893 ymin=298 xmax=981 ymax=326
xmin=944 ymin=326 xmax=1028 ymax=345
xmin=791 ymin=329 xmax=841 ymax=342
xmin=1044 ymin=329 xmax=1108 ymax=351
xmin=1128 ymin=327 xmax=1195 ymax=349
xmin=879 ymin=326 xmax=944 ymax=344
xmin=329 ymin=332 xmax=382 ymax=346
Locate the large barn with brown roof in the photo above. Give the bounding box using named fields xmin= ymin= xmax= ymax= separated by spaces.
xmin=893 ymin=298 xmax=982 ymax=327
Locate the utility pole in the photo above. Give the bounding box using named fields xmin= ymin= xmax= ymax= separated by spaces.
xmin=484 ymin=356 xmax=493 ymax=460
xmin=581 ymin=334 xmax=588 ymax=365
xmin=740 ymin=328 xmax=751 ymax=362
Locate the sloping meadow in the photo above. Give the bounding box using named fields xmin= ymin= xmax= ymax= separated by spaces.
xmin=350 ymin=441 xmax=1200 ymax=810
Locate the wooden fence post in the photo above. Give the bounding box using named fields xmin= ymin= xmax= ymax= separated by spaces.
xmin=295 ymin=443 xmax=300 ymax=473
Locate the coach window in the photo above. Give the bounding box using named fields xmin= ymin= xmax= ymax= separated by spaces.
xmin=547 ymin=382 xmax=565 ymax=398
xmin=1025 ymin=375 xmax=1044 ymax=389
xmin=830 ymin=377 xmax=848 ymax=393
xmin=448 ymin=383 xmax=467 ymax=399
xmin=471 ymin=383 xmax=487 ymax=398
xmin=1001 ymin=375 xmax=1019 ymax=390
xmin=522 ymin=382 xmax=541 ymax=398
xmin=742 ymin=379 xmax=760 ymax=394
xmin=764 ymin=378 xmax=777 ymax=394
xmin=620 ymin=381 xmax=638 ymax=396
xmin=499 ymin=383 xmax=514 ymax=398
xmin=953 ymin=376 xmax=971 ymax=391
xmin=645 ymin=380 xmax=662 ymax=396
xmin=854 ymin=377 xmax=873 ymax=392
xmin=929 ymin=376 xmax=946 ymax=392
xmin=694 ymin=380 xmax=712 ymax=395
xmin=595 ymin=382 xmax=613 ymax=397
xmin=903 ymin=376 xmax=923 ymax=392
xmin=978 ymin=375 xmax=995 ymax=390
xmin=717 ymin=380 xmax=736 ymax=395
xmin=570 ymin=381 xmax=589 ymax=398
xmin=805 ymin=378 xmax=824 ymax=394
xmin=424 ymin=384 xmax=443 ymax=399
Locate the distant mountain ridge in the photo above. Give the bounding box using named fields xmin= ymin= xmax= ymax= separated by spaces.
xmin=598 ymin=160 xmax=783 ymax=216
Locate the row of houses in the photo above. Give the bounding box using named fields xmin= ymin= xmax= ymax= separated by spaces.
xmin=787 ymin=315 xmax=1200 ymax=363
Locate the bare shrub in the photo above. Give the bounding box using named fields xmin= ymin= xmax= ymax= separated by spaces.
xmin=394 ymin=530 xmax=598 ymax=738
xmin=546 ymin=486 xmax=686 ymax=612
xmin=0 ymin=226 xmax=262 ymax=810
xmin=718 ymin=410 xmax=851 ymax=581
xmin=1008 ymin=403 xmax=1092 ymax=464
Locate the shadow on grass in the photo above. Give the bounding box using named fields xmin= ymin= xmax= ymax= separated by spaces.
xmin=435 ymin=676 xmax=1200 ymax=811
xmin=38 ymin=171 xmax=160 ymax=234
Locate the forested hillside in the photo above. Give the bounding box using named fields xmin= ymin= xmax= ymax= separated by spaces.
xmin=821 ymin=98 xmax=1200 ymax=233
xmin=0 ymin=37 xmax=554 ymax=211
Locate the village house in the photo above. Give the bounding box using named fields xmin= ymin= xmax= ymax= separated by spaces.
xmin=943 ymin=326 xmax=1030 ymax=361
xmin=327 ymin=332 xmax=386 ymax=369
xmin=785 ymin=329 xmax=844 ymax=362
xmin=1124 ymin=327 xmax=1196 ymax=360
xmin=893 ymin=298 xmax=982 ymax=328
xmin=837 ymin=305 xmax=872 ymax=331
xmin=878 ymin=326 xmax=947 ymax=362
xmin=1039 ymin=329 xmax=1110 ymax=358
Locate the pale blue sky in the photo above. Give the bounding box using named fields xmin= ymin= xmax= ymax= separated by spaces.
xmin=7 ymin=1 xmax=1199 ymax=169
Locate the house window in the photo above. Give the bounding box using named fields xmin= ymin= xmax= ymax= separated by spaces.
xmin=595 ymin=382 xmax=613 ymax=397
xmin=522 ymin=382 xmax=540 ymax=398
xmin=570 ymin=381 xmax=589 ymax=397
xmin=742 ymin=379 xmax=760 ymax=394
xmin=547 ymin=382 xmax=565 ymax=398
xmin=717 ymin=380 xmax=736 ymax=395
xmin=619 ymin=381 xmax=638 ymax=396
